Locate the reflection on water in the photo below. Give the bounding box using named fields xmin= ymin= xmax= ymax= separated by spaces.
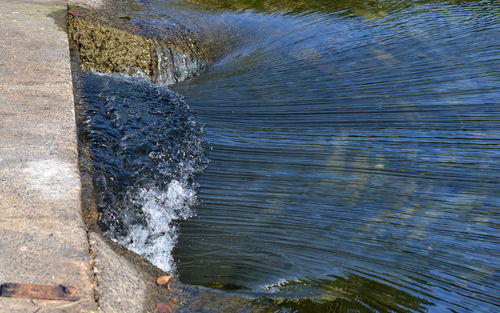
xmin=168 ymin=0 xmax=499 ymax=311
xmin=178 ymin=0 xmax=481 ymax=17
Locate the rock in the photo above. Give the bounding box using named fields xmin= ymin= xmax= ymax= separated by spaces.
xmin=156 ymin=275 xmax=171 ymax=286
xmin=169 ymin=297 xmax=179 ymax=305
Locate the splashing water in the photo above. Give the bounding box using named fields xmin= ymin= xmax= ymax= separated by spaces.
xmin=73 ymin=0 xmax=499 ymax=311
xmin=120 ymin=182 xmax=197 ymax=270
xmin=75 ymin=71 xmax=208 ymax=272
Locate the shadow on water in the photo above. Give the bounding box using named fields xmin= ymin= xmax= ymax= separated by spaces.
xmin=253 ymin=273 xmax=433 ymax=312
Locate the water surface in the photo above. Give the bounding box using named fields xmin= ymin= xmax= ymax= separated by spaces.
xmin=165 ymin=0 xmax=500 ymax=311
xmin=77 ymin=0 xmax=499 ymax=311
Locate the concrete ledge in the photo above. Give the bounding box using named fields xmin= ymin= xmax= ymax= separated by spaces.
xmin=0 ymin=0 xmax=96 ymax=312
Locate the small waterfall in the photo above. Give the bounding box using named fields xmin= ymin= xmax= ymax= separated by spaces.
xmin=76 ymin=72 xmax=208 ymax=272
xmin=67 ymin=0 xmax=237 ymax=273
xmin=151 ymin=42 xmax=208 ymax=86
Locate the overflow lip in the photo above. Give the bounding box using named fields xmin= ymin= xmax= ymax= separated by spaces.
xmin=66 ymin=1 xmax=236 ymax=86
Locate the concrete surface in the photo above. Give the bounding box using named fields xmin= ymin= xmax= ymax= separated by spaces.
xmin=0 ymin=1 xmax=246 ymax=311
xmin=0 ymin=0 xmax=96 ymax=311
xmin=87 ymin=232 xmax=177 ymax=313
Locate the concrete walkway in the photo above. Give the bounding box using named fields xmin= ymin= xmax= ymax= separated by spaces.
xmin=0 ymin=0 xmax=96 ymax=311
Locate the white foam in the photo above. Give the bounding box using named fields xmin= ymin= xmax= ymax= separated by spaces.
xmin=261 ymin=277 xmax=302 ymax=292
xmin=117 ymin=180 xmax=197 ymax=273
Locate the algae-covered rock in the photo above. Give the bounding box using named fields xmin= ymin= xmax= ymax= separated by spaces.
xmin=68 ymin=15 xmax=153 ymax=77
xmin=66 ymin=3 xmax=223 ymax=85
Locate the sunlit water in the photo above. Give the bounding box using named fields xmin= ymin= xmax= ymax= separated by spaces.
xmin=169 ymin=1 xmax=500 ymax=312
xmin=78 ymin=0 xmax=499 ymax=312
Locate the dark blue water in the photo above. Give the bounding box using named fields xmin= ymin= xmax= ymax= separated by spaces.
xmin=76 ymin=72 xmax=208 ymax=272
xmin=165 ymin=1 xmax=500 ymax=311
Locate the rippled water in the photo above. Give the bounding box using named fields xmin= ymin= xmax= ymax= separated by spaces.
xmin=166 ymin=0 xmax=499 ymax=311
xmin=77 ymin=0 xmax=499 ymax=312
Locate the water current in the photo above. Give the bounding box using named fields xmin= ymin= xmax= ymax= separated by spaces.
xmin=78 ymin=0 xmax=499 ymax=312
xmin=77 ymin=73 xmax=208 ymax=272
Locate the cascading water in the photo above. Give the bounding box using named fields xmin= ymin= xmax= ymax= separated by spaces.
xmin=76 ymin=72 xmax=208 ymax=272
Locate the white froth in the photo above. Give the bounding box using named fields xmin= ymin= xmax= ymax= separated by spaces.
xmin=118 ymin=180 xmax=197 ymax=272
xmin=261 ymin=278 xmax=301 ymax=292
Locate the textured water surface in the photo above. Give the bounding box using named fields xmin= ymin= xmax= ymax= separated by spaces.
xmin=169 ymin=0 xmax=499 ymax=312
xmin=78 ymin=0 xmax=499 ymax=312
